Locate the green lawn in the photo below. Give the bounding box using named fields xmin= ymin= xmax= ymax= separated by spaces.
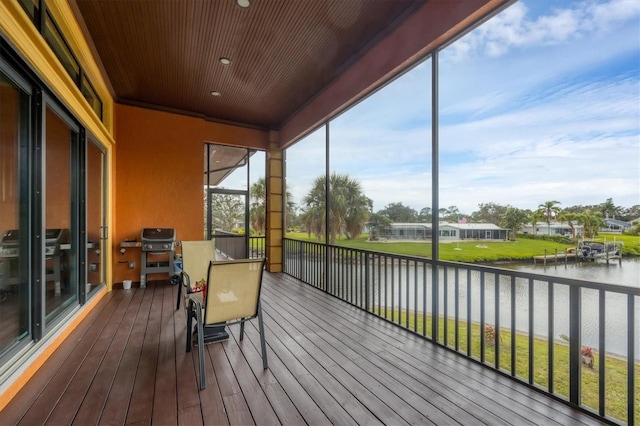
xmin=375 ymin=307 xmax=640 ymax=424
xmin=285 ymin=232 xmax=640 ymax=262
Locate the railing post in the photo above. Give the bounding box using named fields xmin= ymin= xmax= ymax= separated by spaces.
xmin=432 ymin=264 xmax=439 ymax=341
xmin=548 ymin=281 xmax=554 ymax=394
xmin=569 ymin=284 xmax=581 ymax=405
xmin=480 ymin=272 xmax=485 ymax=363
xmin=364 ymin=252 xmax=370 ymax=312
xmin=628 ymin=294 xmax=635 ymax=425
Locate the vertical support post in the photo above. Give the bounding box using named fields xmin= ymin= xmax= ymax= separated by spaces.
xmin=569 ymin=285 xmax=581 ymax=404
xmin=265 ymin=133 xmax=284 ymax=272
xmin=324 ymin=123 xmax=330 ymax=293
xmin=431 ymin=51 xmax=440 ymax=341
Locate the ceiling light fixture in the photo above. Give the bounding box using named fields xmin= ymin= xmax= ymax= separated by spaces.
xmin=219 ymin=57 xmax=231 ymax=65
xmin=237 ymin=0 xmax=250 ymax=8
xmin=210 ymin=91 xmax=221 ymax=96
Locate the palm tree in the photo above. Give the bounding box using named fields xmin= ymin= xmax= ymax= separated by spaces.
xmin=500 ymin=207 xmax=528 ymax=241
xmin=302 ymin=173 xmax=371 ymax=244
xmin=538 ymin=200 xmax=561 ymax=235
xmin=529 ymin=210 xmax=545 ymax=236
xmin=251 ymin=177 xmax=297 ymax=235
xmin=558 ymin=211 xmax=579 ymax=239
xmin=301 ymin=176 xmax=327 ymax=241
xmin=250 ymin=177 xmax=266 ymax=235
xmin=599 ymin=198 xmax=620 ymax=219
xmin=578 ymin=210 xmax=604 ymax=238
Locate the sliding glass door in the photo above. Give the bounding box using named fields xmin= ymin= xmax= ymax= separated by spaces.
xmin=86 ymin=138 xmax=106 ymax=294
xmin=43 ymin=103 xmax=78 ymax=325
xmin=0 ymin=66 xmax=31 ymax=360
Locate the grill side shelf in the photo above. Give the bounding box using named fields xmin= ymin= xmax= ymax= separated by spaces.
xmin=120 ymin=241 xmax=142 ymax=248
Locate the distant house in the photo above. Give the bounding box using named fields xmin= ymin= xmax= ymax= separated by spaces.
xmin=380 ymin=222 xmax=507 ymax=241
xmin=379 ymin=223 xmax=432 ymax=240
xmin=602 ymin=218 xmax=632 ymax=232
xmin=521 ymin=222 xmax=583 ymax=237
xmin=442 ymin=222 xmax=508 ymax=241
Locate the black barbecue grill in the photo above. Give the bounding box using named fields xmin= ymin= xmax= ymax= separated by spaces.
xmin=0 ymin=229 xmax=67 ymax=293
xmin=140 ymin=228 xmax=176 ymax=288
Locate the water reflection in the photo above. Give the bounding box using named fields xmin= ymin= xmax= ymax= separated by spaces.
xmin=366 ymin=259 xmax=639 ymax=357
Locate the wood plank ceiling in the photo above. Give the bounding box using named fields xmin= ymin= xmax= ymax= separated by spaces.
xmin=71 ymin=0 xmax=424 ymax=130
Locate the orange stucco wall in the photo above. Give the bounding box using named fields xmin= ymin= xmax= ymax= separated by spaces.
xmin=113 ymin=105 xmax=268 ymax=284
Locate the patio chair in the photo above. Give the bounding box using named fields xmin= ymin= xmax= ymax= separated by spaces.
xmin=177 ymin=240 xmax=215 ymax=308
xmin=189 ymin=258 xmax=268 ymax=389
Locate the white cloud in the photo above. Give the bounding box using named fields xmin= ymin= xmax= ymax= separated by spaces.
xmin=283 ymin=0 xmax=640 ymax=217
xmin=448 ymin=0 xmax=640 ymax=60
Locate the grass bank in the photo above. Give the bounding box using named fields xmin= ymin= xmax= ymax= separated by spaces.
xmin=376 ymin=307 xmax=639 ymax=424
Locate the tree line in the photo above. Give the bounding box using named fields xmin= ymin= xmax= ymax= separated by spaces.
xmin=212 ymin=174 xmax=639 ymax=242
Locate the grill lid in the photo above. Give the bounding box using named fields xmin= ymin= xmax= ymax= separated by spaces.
xmin=1 ymin=229 xmax=66 ymax=244
xmin=141 ymin=228 xmax=175 ymax=241
xmin=141 ymin=228 xmax=176 ymax=252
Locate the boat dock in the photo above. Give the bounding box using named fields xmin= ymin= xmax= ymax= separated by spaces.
xmin=533 ymin=250 xmax=578 ymax=265
xmin=533 ymin=241 xmax=623 ymax=266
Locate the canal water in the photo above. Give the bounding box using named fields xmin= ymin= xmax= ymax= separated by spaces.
xmin=493 ymin=257 xmax=639 ymax=358
xmin=362 ymin=258 xmax=639 ymax=357
xmin=498 ymin=256 xmax=640 ymax=288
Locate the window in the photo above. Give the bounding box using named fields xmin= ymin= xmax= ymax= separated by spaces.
xmin=44 ymin=104 xmax=78 ymax=324
xmin=81 ymin=75 xmax=103 ymax=119
xmin=17 ymin=0 xmax=38 ymax=23
xmin=86 ymin=137 xmax=106 ymax=295
xmin=0 ymin=67 xmax=32 ymax=361
xmin=438 ymin=0 xmax=639 ymax=264
xmin=285 ymin=126 xmax=327 ymax=238
xmin=43 ymin=12 xmax=80 ymax=83
xmin=18 ymin=0 xmax=104 ymax=121
xmin=329 ymin=62 xmax=432 ymax=250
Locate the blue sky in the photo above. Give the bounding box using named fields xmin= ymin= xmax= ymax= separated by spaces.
xmin=274 ymin=0 xmax=640 ymax=216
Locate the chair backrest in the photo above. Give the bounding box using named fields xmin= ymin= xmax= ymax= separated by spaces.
xmin=204 ymin=258 xmax=266 ymax=325
xmin=181 ymin=240 xmax=215 ymax=291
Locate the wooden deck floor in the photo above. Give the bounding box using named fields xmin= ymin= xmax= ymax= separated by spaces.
xmin=0 ymin=272 xmax=605 ymax=425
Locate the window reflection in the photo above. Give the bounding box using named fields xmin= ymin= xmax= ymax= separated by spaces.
xmin=86 ymin=139 xmax=104 ymax=294
xmin=45 ymin=107 xmax=76 ymax=323
xmin=0 ymin=71 xmax=31 ymax=358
